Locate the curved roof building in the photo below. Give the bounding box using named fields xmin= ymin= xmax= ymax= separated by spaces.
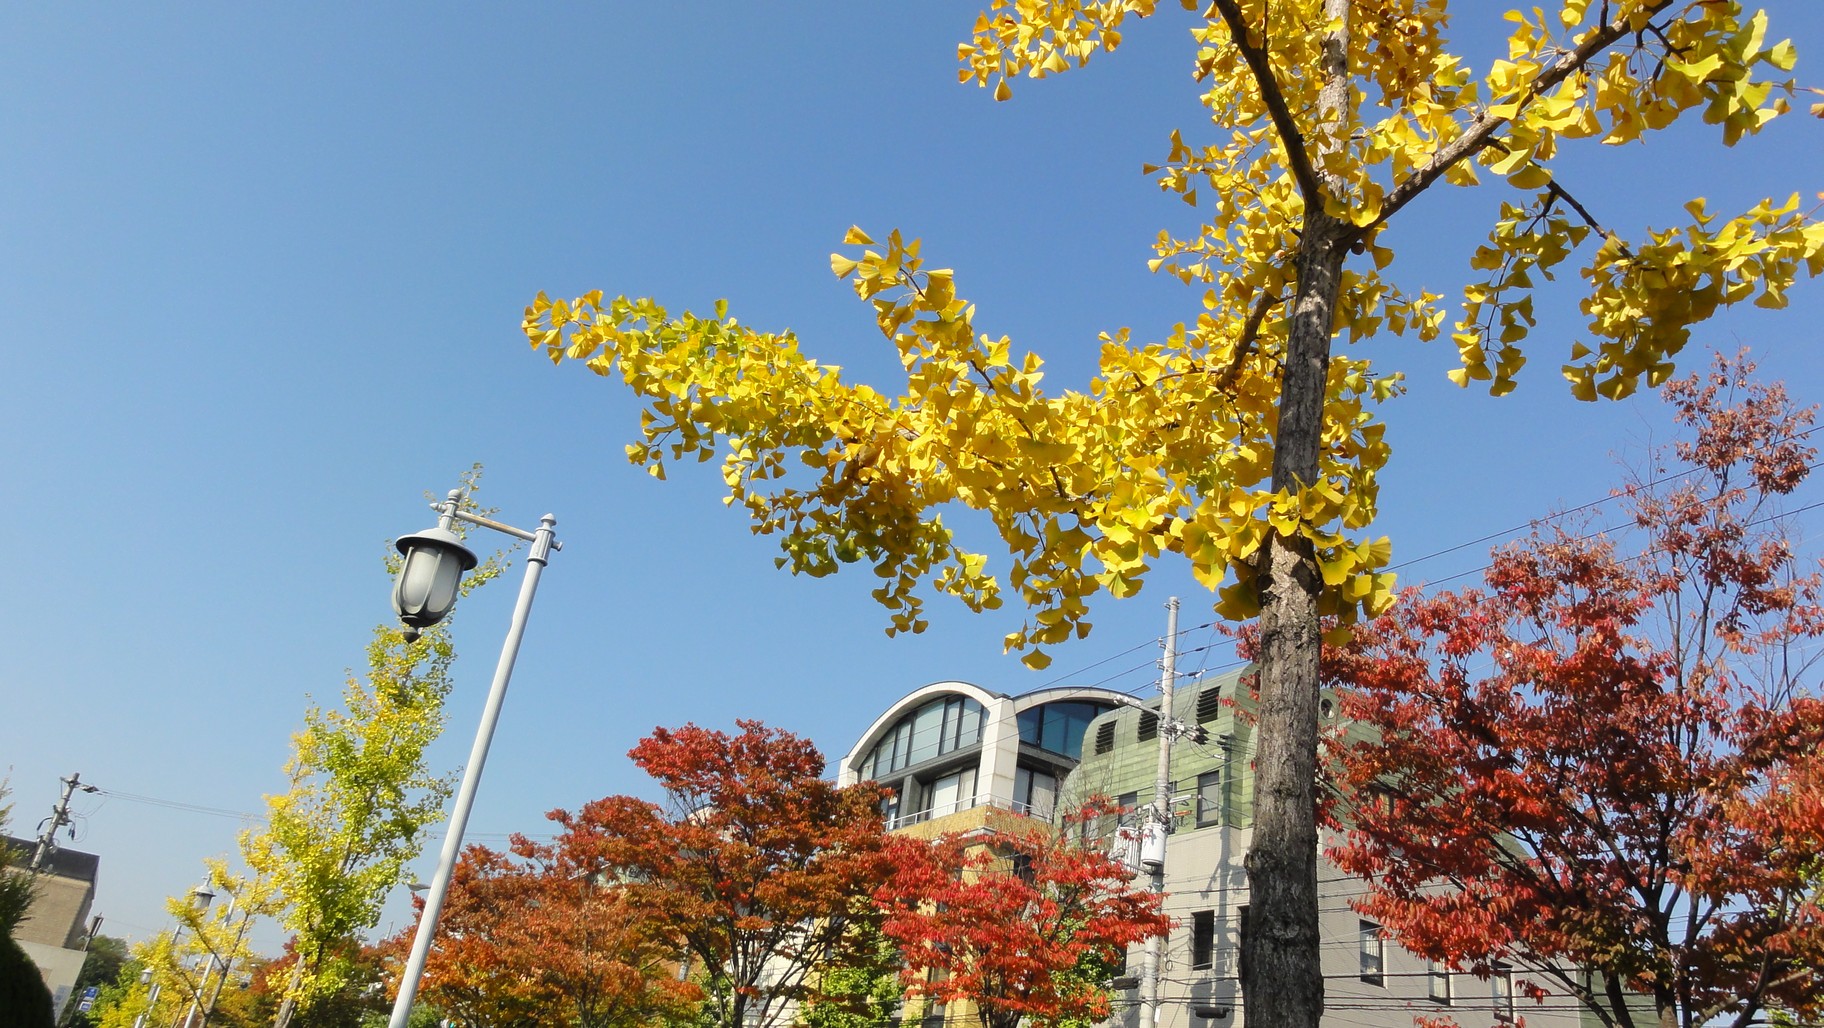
xmin=835 ymin=680 xmax=1137 ymax=834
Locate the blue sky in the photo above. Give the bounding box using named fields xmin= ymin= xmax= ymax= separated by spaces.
xmin=3 ymin=4 xmax=1821 ymax=953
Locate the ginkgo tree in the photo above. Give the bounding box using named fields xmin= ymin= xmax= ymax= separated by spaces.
xmin=523 ymin=4 xmax=1822 ymax=1026
xmin=244 ymin=470 xmax=510 ymax=1028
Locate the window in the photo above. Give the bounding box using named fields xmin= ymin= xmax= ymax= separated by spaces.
xmin=1011 ymin=852 xmax=1035 ymax=884
xmin=1493 ymin=962 xmax=1515 ymax=1022
xmin=1094 ymin=721 xmax=1116 ymax=755
xmin=922 ymin=969 xmax=949 ymax=1027
xmin=1428 ymin=960 xmax=1453 ymax=1005
xmin=1103 ymin=791 xmax=1139 ymax=841
xmin=1013 ymin=767 xmax=1059 ymax=819
xmin=1018 ymin=700 xmax=1116 ymax=759
xmin=860 ymin=695 xmax=985 ymax=779
xmin=1195 ymin=769 xmax=1224 ymax=827
xmin=1191 ymin=910 xmax=1215 ymax=970
xmin=1196 ymin=686 xmax=1223 ymax=724
xmin=1359 ymin=920 xmax=1384 ymax=986
xmin=1138 ymin=711 xmax=1159 ymax=742
xmin=925 ymin=767 xmax=976 ymax=820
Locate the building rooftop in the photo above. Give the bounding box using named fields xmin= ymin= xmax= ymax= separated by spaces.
xmin=3 ymin=835 xmax=99 ymax=884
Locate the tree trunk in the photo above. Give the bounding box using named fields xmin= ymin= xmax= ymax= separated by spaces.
xmin=1242 ymin=211 xmax=1348 ymax=1028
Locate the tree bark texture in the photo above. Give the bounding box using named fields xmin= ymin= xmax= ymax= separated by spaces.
xmin=1243 ymin=212 xmax=1348 ymax=1028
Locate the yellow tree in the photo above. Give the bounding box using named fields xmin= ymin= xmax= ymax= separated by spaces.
xmin=91 ymin=871 xmax=267 ymax=1028
xmin=523 ymin=4 xmax=1822 ymax=1026
xmin=242 ymin=472 xmax=509 ymax=1028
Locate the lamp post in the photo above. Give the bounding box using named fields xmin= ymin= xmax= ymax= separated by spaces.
xmin=385 ymin=489 xmax=558 ymax=1028
xmin=132 ymin=883 xmax=214 ymax=1028
xmin=194 ymin=899 xmax=254 ymax=1028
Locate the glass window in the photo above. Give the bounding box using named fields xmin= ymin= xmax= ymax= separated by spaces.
xmin=1195 ymin=769 xmax=1224 ymax=827
xmin=1017 ymin=700 xmax=1115 ymax=759
xmin=1191 ymin=910 xmax=1214 ymax=970
xmin=924 ymin=767 xmax=976 ymax=820
xmin=1428 ymin=960 xmax=1452 ymax=1005
xmin=1359 ymin=921 xmax=1384 ymax=986
xmin=909 ymin=701 xmax=947 ymax=765
xmin=1493 ymin=962 xmax=1515 ymax=1022
xmin=859 ymin=696 xmax=985 ymax=779
xmin=1014 ymin=766 xmax=1058 ymax=818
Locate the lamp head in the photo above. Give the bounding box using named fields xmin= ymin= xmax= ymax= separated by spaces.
xmin=392 ymin=527 xmax=478 ymax=636
xmin=191 ymin=884 xmax=216 ymax=911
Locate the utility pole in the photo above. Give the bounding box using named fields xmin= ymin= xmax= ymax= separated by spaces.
xmin=32 ymin=772 xmax=97 ymax=871
xmin=1140 ymin=597 xmax=1180 ymax=1027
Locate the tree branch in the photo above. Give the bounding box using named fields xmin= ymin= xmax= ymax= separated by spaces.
xmin=1208 ymin=0 xmax=1324 ymax=204
xmin=1222 ymin=289 xmax=1283 ymax=391
xmin=1369 ymin=0 xmax=1678 ymax=231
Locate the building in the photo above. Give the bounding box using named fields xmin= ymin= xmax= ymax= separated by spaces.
xmin=839 ymin=675 xmax=1585 ymax=1028
xmin=3 ymin=835 xmax=99 ymax=1014
xmin=836 ymin=679 xmax=1135 ymax=834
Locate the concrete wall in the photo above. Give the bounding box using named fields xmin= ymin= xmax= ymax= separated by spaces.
xmin=13 ymin=871 xmax=95 ymax=949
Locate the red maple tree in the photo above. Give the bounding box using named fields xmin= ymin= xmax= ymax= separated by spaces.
xmin=405 ymin=835 xmax=699 ymax=1028
xmin=1323 ymin=352 xmax=1824 ymax=1028
xmin=875 ymin=808 xmax=1170 ymax=1028
xmin=571 ymin=720 xmax=893 ymax=1028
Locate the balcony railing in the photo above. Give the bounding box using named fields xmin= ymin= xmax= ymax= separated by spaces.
xmin=886 ymin=793 xmax=1056 ymax=831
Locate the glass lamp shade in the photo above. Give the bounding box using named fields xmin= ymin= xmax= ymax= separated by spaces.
xmin=392 ymin=527 xmax=479 ymax=629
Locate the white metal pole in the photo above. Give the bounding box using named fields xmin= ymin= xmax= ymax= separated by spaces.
xmin=1140 ymin=597 xmax=1180 ymax=1026
xmin=178 ymin=898 xmax=231 ymax=1028
xmin=133 ymin=924 xmax=184 ymax=1028
xmin=385 ymin=513 xmax=556 ymax=1028
xmin=197 ymin=907 xmax=253 ymax=1028
xmin=132 ymin=982 xmax=161 ymax=1028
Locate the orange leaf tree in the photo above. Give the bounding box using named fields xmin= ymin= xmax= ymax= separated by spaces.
xmin=1323 ymin=352 xmax=1824 ymax=1028
xmin=407 ymin=836 xmax=699 ymax=1028
xmin=574 ymin=720 xmax=893 ymax=1028
xmin=875 ymin=810 xmax=1170 ymax=1028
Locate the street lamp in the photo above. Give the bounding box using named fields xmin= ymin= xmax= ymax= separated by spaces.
xmin=130 ymin=882 xmax=215 ymax=1028
xmin=385 ymin=489 xmax=558 ymax=1028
